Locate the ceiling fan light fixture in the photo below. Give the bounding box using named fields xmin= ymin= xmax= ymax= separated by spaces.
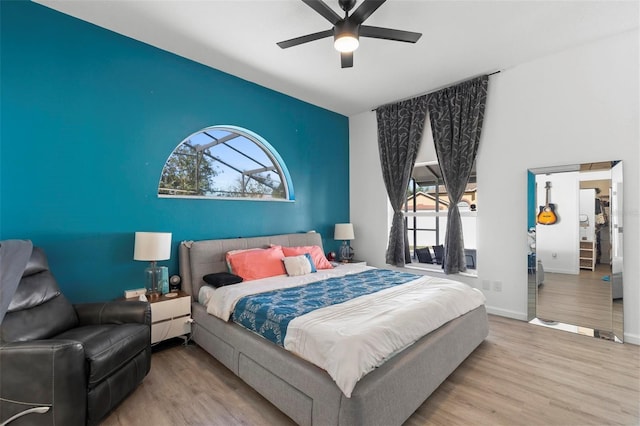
xmin=276 ymin=0 xmax=422 ymax=68
xmin=334 ymin=33 xmax=359 ymax=52
xmin=333 ymin=19 xmax=359 ymax=53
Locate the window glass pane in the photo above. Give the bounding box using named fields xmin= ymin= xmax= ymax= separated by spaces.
xmin=405 ymin=163 xmax=477 ymax=269
xmin=158 ymin=126 xmax=293 ymax=201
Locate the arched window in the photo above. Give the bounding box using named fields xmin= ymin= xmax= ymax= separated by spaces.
xmin=158 ymin=125 xmax=294 ymax=201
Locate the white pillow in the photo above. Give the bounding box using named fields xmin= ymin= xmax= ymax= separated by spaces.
xmin=282 ymin=254 xmax=315 ymax=276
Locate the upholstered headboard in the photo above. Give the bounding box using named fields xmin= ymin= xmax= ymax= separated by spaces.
xmin=179 ymin=233 xmax=324 ymax=301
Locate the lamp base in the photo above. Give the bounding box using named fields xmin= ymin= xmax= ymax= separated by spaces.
xmin=144 ymin=263 xmax=163 ymax=295
xmin=338 ymin=241 xmax=353 ymax=262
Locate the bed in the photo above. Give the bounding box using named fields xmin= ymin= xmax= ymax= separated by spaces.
xmin=179 ymin=232 xmax=489 ymax=426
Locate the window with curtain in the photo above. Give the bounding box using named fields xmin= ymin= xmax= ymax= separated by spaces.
xmin=378 ymin=75 xmax=487 ymax=273
xmin=402 ymin=115 xmax=478 ymax=272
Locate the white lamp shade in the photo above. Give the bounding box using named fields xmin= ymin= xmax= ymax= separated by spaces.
xmin=334 ymin=223 xmax=355 ymax=240
xmin=134 ymin=232 xmax=172 ymax=261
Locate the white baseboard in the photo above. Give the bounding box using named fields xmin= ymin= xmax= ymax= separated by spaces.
xmin=485 ymin=305 xmax=528 ymax=321
xmin=623 ymin=332 xmax=640 ymax=345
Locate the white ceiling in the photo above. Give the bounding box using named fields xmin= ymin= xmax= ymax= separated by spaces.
xmin=35 ymin=0 xmax=638 ymax=116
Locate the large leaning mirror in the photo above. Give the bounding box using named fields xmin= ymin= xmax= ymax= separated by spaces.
xmin=527 ymin=161 xmax=623 ymax=342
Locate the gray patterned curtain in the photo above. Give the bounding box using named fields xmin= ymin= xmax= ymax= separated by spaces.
xmin=376 ymin=96 xmax=428 ymax=266
xmin=427 ymin=75 xmax=488 ymax=274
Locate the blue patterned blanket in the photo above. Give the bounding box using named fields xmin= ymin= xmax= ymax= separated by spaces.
xmin=232 ymin=269 xmax=419 ymax=346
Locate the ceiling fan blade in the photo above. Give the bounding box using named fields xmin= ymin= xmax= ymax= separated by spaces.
xmin=341 ymin=51 xmax=353 ymax=68
xmin=350 ymin=0 xmax=387 ymax=25
xmin=277 ymin=29 xmax=333 ymax=49
xmin=301 ymin=0 xmax=341 ymax=25
xmin=360 ymin=25 xmax=422 ymax=43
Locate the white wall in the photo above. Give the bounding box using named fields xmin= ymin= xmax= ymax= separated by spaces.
xmin=349 ymin=112 xmax=392 ymax=268
xmin=349 ymin=29 xmax=640 ymax=344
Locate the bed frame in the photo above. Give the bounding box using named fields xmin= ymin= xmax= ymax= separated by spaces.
xmin=179 ymin=233 xmax=489 ymax=426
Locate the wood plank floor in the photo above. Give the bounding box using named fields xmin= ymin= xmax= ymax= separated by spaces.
xmin=536 ymin=264 xmax=617 ymax=332
xmin=101 ymin=315 xmax=639 ymax=426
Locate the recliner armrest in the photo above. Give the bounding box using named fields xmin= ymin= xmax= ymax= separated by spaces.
xmin=75 ymin=301 xmax=151 ymax=326
xmin=0 ymin=340 xmax=86 ymax=426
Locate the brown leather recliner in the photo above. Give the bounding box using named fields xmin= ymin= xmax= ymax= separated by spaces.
xmin=0 ymin=244 xmax=151 ymax=425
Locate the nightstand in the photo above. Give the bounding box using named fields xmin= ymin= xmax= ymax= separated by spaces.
xmin=144 ymin=291 xmax=191 ymax=344
xmin=340 ymin=260 xmax=367 ymax=266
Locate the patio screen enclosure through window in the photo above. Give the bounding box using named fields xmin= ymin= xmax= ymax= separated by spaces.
xmin=158 ymin=125 xmax=294 ymax=201
xmin=405 ymin=162 xmax=477 ymax=268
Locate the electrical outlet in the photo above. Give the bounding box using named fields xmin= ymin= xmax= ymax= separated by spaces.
xmin=493 ymin=281 xmax=502 ymax=292
xmin=482 ymin=280 xmax=491 ymax=290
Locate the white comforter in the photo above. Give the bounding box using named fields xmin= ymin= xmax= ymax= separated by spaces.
xmin=199 ymin=265 xmax=486 ymax=397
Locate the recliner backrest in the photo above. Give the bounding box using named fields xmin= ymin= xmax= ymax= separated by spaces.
xmin=1 ymin=247 xmax=78 ymax=343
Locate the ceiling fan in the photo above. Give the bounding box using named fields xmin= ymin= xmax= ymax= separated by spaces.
xmin=277 ymin=0 xmax=422 ymax=68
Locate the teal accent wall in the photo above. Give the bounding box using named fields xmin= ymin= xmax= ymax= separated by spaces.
xmin=527 ymin=170 xmax=536 ymax=229
xmin=0 ymin=1 xmax=350 ymax=302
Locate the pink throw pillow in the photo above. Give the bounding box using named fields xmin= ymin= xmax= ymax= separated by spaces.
xmin=225 ymin=247 xmax=263 ymax=273
xmin=281 ymin=245 xmax=333 ymax=270
xmin=225 ymin=246 xmax=287 ymax=281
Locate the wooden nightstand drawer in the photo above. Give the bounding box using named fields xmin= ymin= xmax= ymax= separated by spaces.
xmin=151 ymin=316 xmax=191 ymax=344
xmin=146 ymin=291 xmax=191 ymax=344
xmin=151 ymin=294 xmax=190 ymax=322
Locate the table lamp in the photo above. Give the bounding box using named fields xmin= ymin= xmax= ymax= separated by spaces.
xmin=334 ymin=223 xmax=355 ymax=262
xmin=134 ymin=232 xmax=172 ymax=296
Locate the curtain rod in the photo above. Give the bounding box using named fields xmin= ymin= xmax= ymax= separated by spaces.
xmin=372 ymin=70 xmax=501 ymax=112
